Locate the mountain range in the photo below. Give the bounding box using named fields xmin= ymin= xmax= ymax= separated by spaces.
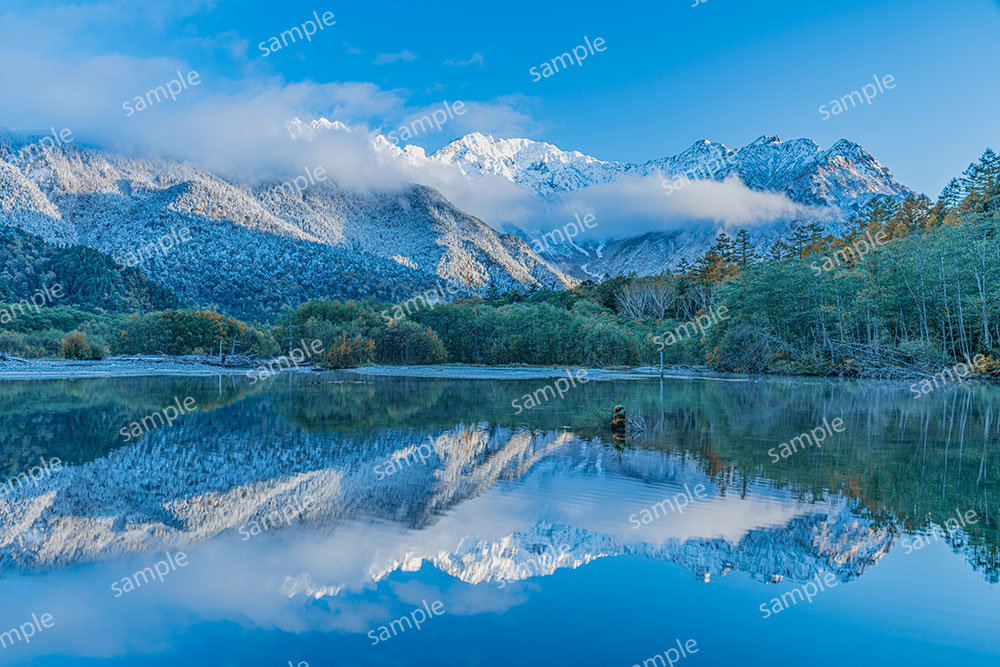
xmin=418 ymin=130 xmax=914 ymax=279
xmin=0 ymin=124 xmax=914 ymax=317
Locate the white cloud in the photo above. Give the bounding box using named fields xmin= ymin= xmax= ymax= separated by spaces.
xmin=545 ymin=174 xmax=830 ymax=239
xmin=445 ymin=52 xmax=484 ymax=67
xmin=372 ymin=50 xmax=418 ymax=65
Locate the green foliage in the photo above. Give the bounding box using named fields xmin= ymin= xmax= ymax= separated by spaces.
xmin=413 ymin=301 xmax=644 ymax=367
xmin=375 ymin=321 xmax=447 ymax=365
xmin=0 ymin=225 xmax=179 ymax=313
xmin=116 ymin=310 xmax=272 ymax=356
xmin=699 ymin=149 xmax=1000 ymax=376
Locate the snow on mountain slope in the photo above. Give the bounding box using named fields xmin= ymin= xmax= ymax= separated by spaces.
xmin=0 ymin=132 xmax=575 ymax=320
xmin=0 ymin=122 xmax=917 ymax=301
xmin=430 ymin=132 xmax=622 ymax=202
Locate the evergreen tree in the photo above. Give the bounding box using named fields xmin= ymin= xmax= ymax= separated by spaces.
xmin=938 ymin=178 xmax=965 ymax=209
xmin=844 ymin=197 xmax=898 ymax=242
xmin=711 ymin=232 xmax=736 ymax=264
xmin=766 ymin=240 xmax=788 ymax=262
xmin=733 ymin=229 xmax=755 ymax=268
xmin=786 ymin=226 xmax=813 ymax=257
xmin=885 ymin=195 xmax=932 ymax=238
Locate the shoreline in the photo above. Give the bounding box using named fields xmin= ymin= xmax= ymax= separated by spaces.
xmin=0 ymin=357 xmax=754 ymax=382
xmin=0 ymin=358 xmax=985 ymax=386
xmin=0 ymin=355 xmax=263 ymax=380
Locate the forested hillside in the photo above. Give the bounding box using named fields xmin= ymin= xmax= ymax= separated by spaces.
xmin=0 ymin=226 xmax=178 ymax=313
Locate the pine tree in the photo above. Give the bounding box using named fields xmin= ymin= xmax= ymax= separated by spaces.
xmin=766 ymin=240 xmax=788 ymax=262
xmin=958 ymin=149 xmax=1000 ymax=214
xmin=843 ymin=197 xmax=898 ymax=242
xmin=938 ymin=178 xmax=965 ymax=209
xmin=693 ymin=249 xmax=724 ymax=284
xmin=885 ymin=195 xmax=933 ymax=237
xmin=733 ymin=229 xmax=755 ymax=268
xmin=711 ymin=232 xmax=736 ymax=264
xmin=786 ymin=226 xmax=813 ymax=257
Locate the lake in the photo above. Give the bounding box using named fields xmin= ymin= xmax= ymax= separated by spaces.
xmin=0 ymin=371 xmax=998 ymax=666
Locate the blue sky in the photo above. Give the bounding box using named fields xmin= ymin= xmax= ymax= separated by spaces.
xmin=1 ymin=0 xmax=998 ymax=195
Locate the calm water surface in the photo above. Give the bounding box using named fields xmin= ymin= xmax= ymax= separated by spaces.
xmin=0 ymin=372 xmax=998 ymax=666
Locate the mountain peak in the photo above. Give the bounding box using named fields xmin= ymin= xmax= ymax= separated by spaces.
xmin=285 ymin=117 xmax=351 ymax=140
xmin=747 ymin=134 xmax=781 ymax=147
xmin=827 ymin=138 xmax=865 ymax=155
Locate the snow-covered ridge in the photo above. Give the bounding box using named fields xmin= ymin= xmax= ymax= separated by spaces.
xmin=0 ymin=130 xmax=575 ymax=318
xmin=427 ymin=131 xmax=912 ymax=209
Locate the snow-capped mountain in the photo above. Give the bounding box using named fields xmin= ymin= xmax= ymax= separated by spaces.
xmin=422 ymin=132 xmax=914 ymax=278
xmin=0 ymin=131 xmax=575 ymax=320
xmin=429 ymin=132 xmax=911 ymax=210
xmin=430 ymin=132 xmax=622 ymax=202
xmin=0 ymin=122 xmax=917 ymax=309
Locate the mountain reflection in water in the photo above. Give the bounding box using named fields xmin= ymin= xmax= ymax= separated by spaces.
xmin=0 ymin=373 xmax=997 ymax=666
